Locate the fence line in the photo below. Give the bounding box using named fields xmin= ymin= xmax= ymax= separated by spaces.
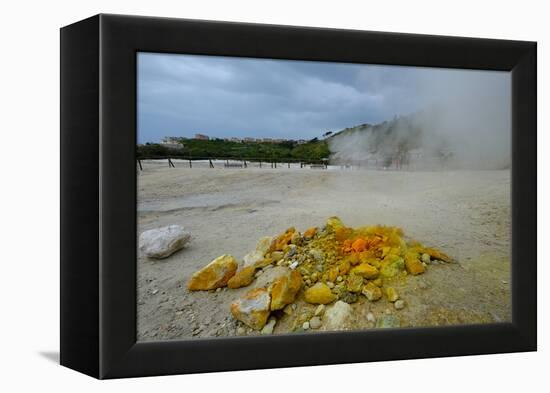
xmin=136 ymin=154 xmax=451 ymax=171
xmin=136 ymin=156 xmax=329 ymax=171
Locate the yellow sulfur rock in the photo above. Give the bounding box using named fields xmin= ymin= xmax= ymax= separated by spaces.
xmin=270 ymin=270 xmax=302 ymax=310
xmin=380 ymin=255 xmax=405 ymax=278
xmin=327 ymin=267 xmax=339 ymax=283
xmin=304 ymin=282 xmax=337 ymax=304
xmin=362 ymin=282 xmax=382 ymax=301
xmin=303 ymin=227 xmax=318 ymax=239
xmin=338 ymin=260 xmax=351 ymax=275
xmin=346 ymin=274 xmax=363 ymax=293
xmin=386 ymin=287 xmax=399 ymax=302
xmin=351 ymin=263 xmax=379 ymax=279
xmin=272 ymin=227 xmax=296 ymax=251
xmin=326 ymin=216 xmax=345 ymax=232
xmin=255 ymin=236 xmax=274 ymax=256
xmin=227 ymin=265 xmax=256 ymax=289
xmin=254 ymin=256 xmax=273 ymax=269
xmin=404 ymin=252 xmax=425 ymax=275
xmin=187 ymin=254 xmax=238 ymax=291
xmin=230 ymin=288 xmax=272 ymax=330
xmin=424 ymin=247 xmax=452 ymax=263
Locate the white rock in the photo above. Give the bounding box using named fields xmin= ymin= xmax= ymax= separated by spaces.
xmin=243 ymin=250 xmax=264 ymax=267
xmin=366 ymin=312 xmax=375 ymax=323
xmin=309 ymin=316 xmax=322 ymax=329
xmin=255 ymin=266 xmax=292 ymax=288
xmin=394 ymin=300 xmax=406 ymax=310
xmin=256 ymin=236 xmax=274 ymax=256
xmin=302 ymin=321 xmax=310 ymax=330
xmin=242 ymin=236 xmax=274 ymax=267
xmin=289 ymin=261 xmax=299 ymax=270
xmin=139 ymin=225 xmax=190 ymax=258
xmin=324 ymin=301 xmax=353 ymax=331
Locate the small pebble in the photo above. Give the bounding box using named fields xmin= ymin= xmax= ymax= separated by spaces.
xmin=236 ymin=327 xmax=246 ymax=335
xmin=151 ymin=289 xmax=159 ymax=295
xmin=216 ymin=287 xmax=222 ymax=292
xmin=283 ymin=304 xmax=294 ymax=315
xmin=394 ymin=300 xmax=405 ymax=310
xmin=418 ymin=280 xmax=429 ymax=290
xmin=326 ymin=281 xmax=335 ymax=289
xmin=309 ymin=317 xmax=322 ymax=329
xmin=302 ymin=321 xmax=310 ymax=330
xmin=421 ymin=253 xmax=431 ymax=264
xmin=255 ymin=270 xmax=263 ymax=277
xmin=366 ymin=312 xmax=375 ymax=322
xmin=314 ymin=304 xmax=326 ymax=316
xmin=261 ymin=318 xmax=277 ymax=335
xmin=289 ymin=261 xmax=299 ymax=270
xmin=336 ymin=276 xmax=343 ymax=282
xmin=385 ymin=308 xmax=392 ymax=315
xmin=386 ymin=287 xmax=399 ymax=302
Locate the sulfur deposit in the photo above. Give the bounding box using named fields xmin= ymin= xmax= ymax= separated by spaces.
xmin=187 ymin=217 xmax=453 ymax=332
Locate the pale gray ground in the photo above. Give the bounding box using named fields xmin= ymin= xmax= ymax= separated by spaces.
xmin=137 ymin=161 xmax=511 ymax=341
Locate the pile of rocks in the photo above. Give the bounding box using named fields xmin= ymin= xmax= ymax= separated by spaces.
xmin=187 ymin=217 xmax=452 ymax=332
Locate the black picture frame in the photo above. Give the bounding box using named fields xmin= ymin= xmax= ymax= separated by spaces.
xmin=60 ymin=14 xmax=537 ymax=379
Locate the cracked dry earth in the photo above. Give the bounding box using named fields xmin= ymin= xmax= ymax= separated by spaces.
xmin=137 ymin=161 xmax=511 ymax=341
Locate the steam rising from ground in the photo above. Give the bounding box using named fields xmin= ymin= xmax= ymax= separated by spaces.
xmin=329 ymin=68 xmax=511 ymax=170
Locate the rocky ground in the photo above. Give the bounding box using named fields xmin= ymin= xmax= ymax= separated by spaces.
xmin=137 ymin=162 xmax=511 ymax=340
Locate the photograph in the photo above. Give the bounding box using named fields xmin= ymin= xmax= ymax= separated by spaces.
xmin=136 ymin=52 xmax=512 ymax=341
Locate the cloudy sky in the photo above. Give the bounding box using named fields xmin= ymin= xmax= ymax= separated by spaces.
xmin=137 ymin=52 xmax=510 ymax=144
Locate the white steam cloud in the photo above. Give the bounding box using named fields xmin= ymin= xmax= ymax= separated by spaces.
xmin=329 ymin=68 xmax=511 ymax=170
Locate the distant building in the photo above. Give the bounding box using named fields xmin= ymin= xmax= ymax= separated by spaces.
xmin=243 ymin=137 xmax=257 ymax=143
xmin=160 ymin=137 xmax=183 ymax=149
xmin=195 ymin=133 xmax=210 ymax=140
xmin=296 ymin=139 xmax=307 ymax=144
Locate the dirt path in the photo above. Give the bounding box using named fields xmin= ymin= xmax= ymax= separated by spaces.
xmin=137 ymin=163 xmax=511 ymax=340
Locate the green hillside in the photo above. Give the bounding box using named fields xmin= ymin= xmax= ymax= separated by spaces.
xmin=137 ymin=138 xmax=330 ymax=162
